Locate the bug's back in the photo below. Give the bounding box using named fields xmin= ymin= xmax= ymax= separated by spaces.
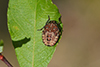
xmin=42 ymin=21 xmax=60 ymax=46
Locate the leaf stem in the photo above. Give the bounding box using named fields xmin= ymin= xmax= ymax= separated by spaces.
xmin=0 ymin=53 xmax=13 ymax=67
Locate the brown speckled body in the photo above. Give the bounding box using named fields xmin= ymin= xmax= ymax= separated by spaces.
xmin=38 ymin=16 xmax=61 ymax=46
xmin=42 ymin=21 xmax=60 ymax=46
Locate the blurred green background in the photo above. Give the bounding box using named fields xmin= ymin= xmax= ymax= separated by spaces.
xmin=1 ymin=0 xmax=100 ymax=67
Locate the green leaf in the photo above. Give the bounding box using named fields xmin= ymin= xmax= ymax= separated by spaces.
xmin=7 ymin=0 xmax=63 ymax=67
xmin=0 ymin=40 xmax=4 ymax=53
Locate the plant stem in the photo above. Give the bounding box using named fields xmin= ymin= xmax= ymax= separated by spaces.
xmin=0 ymin=53 xmax=13 ymax=67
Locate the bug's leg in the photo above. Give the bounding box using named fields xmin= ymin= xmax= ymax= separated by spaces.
xmin=59 ymin=32 xmax=61 ymax=35
xmin=58 ymin=16 xmax=62 ymax=24
xmin=46 ymin=15 xmax=50 ymax=24
xmin=37 ymin=27 xmax=44 ymax=31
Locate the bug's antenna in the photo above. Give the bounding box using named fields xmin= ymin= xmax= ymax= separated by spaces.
xmin=46 ymin=15 xmax=50 ymax=24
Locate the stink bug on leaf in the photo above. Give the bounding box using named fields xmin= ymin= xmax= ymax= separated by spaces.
xmin=38 ymin=16 xmax=62 ymax=46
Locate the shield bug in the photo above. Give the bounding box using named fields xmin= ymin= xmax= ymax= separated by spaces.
xmin=38 ymin=16 xmax=62 ymax=46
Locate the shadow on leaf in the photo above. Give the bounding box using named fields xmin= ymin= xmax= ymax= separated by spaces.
xmin=12 ymin=37 xmax=30 ymax=48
